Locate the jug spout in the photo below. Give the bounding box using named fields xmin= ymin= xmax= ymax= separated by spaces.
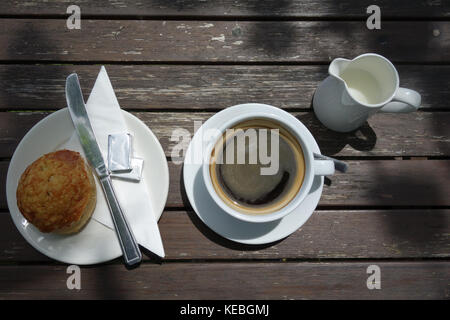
xmin=329 ymin=58 xmax=351 ymax=79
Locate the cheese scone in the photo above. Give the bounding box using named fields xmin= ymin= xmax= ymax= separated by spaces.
xmin=16 ymin=150 xmax=96 ymax=234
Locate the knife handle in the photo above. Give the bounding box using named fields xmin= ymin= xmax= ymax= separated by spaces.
xmin=100 ymin=176 xmax=142 ymax=267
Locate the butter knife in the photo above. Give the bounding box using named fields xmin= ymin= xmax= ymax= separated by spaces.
xmin=65 ymin=73 xmax=142 ymax=267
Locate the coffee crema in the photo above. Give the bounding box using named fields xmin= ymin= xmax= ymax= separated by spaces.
xmin=209 ymin=119 xmax=305 ymax=215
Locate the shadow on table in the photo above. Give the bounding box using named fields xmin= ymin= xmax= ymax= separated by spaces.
xmin=370 ymin=159 xmax=449 ymax=299
xmin=0 ymin=21 xmax=100 ymax=111
xmin=373 ymin=111 xmax=449 ymax=252
xmin=243 ymin=0 xmax=297 ymax=57
xmin=359 ymin=111 xmax=447 ymax=295
xmin=296 ymin=112 xmax=377 ymax=156
xmin=88 ymin=264 xmax=127 ymax=299
xmin=1 ymin=23 xmax=70 ymax=110
xmin=179 ymin=166 xmax=284 ymax=251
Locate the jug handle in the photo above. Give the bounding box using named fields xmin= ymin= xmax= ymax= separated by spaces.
xmin=380 ymin=88 xmax=421 ymax=113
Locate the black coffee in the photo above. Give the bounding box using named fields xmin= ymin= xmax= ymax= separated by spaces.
xmin=209 ymin=119 xmax=305 ymax=215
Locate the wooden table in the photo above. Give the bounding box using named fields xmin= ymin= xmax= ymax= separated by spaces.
xmin=0 ymin=1 xmax=449 ymax=300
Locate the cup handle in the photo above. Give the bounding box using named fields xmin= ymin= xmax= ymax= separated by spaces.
xmin=380 ymin=87 xmax=421 ymax=113
xmin=313 ymin=159 xmax=335 ymax=176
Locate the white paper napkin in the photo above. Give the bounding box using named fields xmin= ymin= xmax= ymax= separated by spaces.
xmin=63 ymin=66 xmax=165 ymax=258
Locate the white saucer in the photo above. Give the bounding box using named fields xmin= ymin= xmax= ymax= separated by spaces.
xmin=6 ymin=108 xmax=169 ymax=264
xmin=183 ymin=103 xmax=323 ymax=245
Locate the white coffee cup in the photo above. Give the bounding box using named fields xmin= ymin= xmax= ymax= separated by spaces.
xmin=202 ymin=106 xmax=335 ymax=223
xmin=313 ymin=53 xmax=421 ymax=132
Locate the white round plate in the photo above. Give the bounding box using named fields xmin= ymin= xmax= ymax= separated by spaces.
xmin=6 ymin=108 xmax=169 ymax=265
xmin=183 ymin=103 xmax=324 ymax=245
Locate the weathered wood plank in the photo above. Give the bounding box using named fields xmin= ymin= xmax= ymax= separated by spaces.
xmin=0 ymin=209 xmax=448 ymax=262
xmin=1 ymin=20 xmax=448 ymax=62
xmin=166 ymin=160 xmax=450 ymax=208
xmin=1 ymin=111 xmax=449 ymax=159
xmin=139 ymin=111 xmax=450 ymax=158
xmin=0 ymin=161 xmax=7 ymax=208
xmin=0 ymin=65 xmax=445 ymax=110
xmin=2 ymin=159 xmax=450 ymax=209
xmin=0 ymin=261 xmax=448 ymax=299
xmin=0 ymin=0 xmax=448 ymax=18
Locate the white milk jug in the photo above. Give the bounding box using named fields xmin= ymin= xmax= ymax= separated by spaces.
xmin=313 ymin=53 xmax=421 ymax=132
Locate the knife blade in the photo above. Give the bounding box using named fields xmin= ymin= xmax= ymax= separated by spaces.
xmin=65 ymin=73 xmax=142 ymax=267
